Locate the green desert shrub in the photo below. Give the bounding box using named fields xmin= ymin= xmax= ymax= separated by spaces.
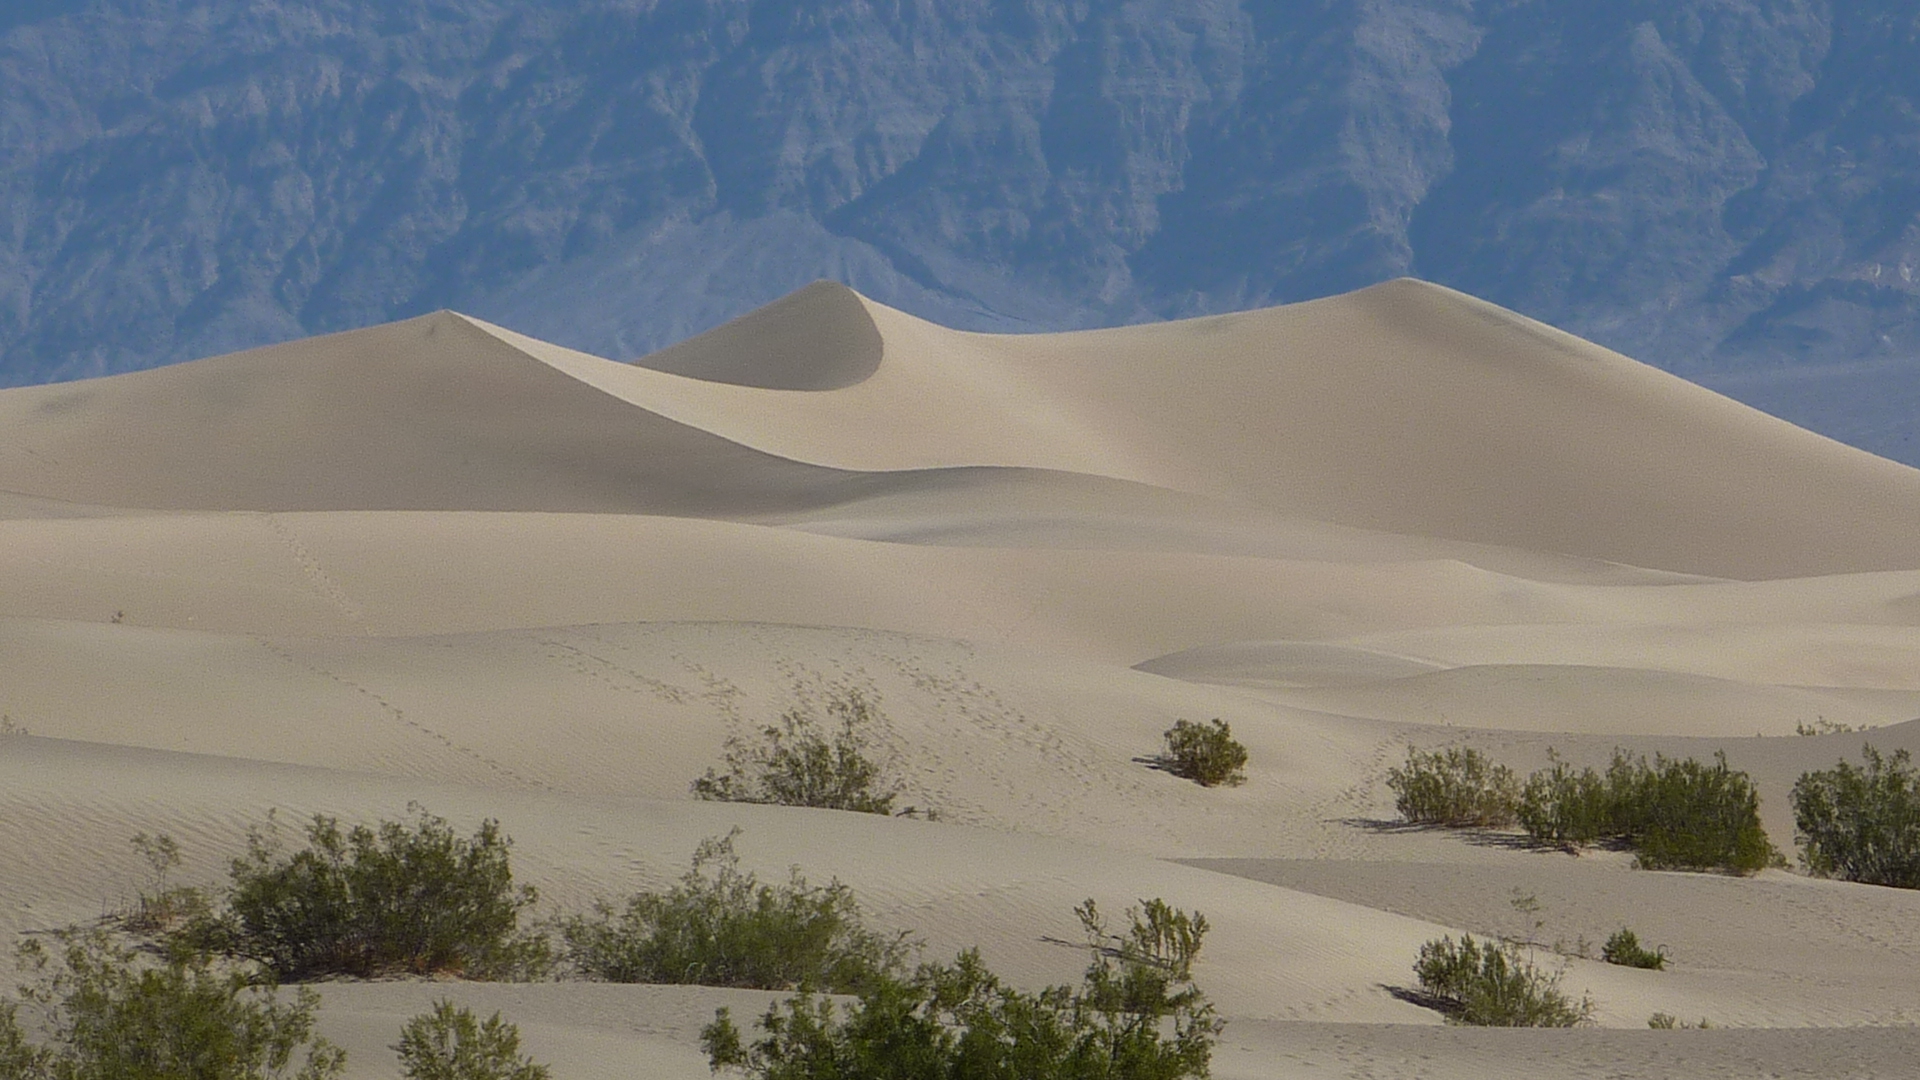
xmin=701 ymin=898 xmax=1221 ymax=1080
xmin=394 ymin=1001 xmax=550 ymax=1080
xmin=1517 ymin=750 xmax=1777 ymax=873
xmin=1600 ymin=928 xmax=1665 ymax=970
xmin=1612 ymin=752 xmax=1777 ymax=872
xmin=1792 ymin=745 xmax=1920 ymax=888
xmin=1387 ymin=746 xmax=1519 ymax=826
xmin=116 ymin=831 xmax=213 ymax=937
xmin=1647 ymin=1012 xmax=1712 ymax=1029
xmin=1 ymin=928 xmax=345 ymax=1080
xmin=1411 ymin=934 xmax=1590 ymax=1027
xmin=1515 ymin=754 xmax=1616 ymax=850
xmin=560 ymin=829 xmax=910 ymax=992
xmin=209 ymin=805 xmax=544 ymax=981
xmin=693 ymin=686 xmax=903 ymax=814
xmin=0 ymin=1003 xmax=49 ymax=1080
xmin=1159 ymin=719 xmax=1249 ymax=788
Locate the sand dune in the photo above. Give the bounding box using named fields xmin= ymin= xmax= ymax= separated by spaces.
xmin=6 ymin=278 xmax=1919 ymax=574
xmin=1329 ymin=621 xmax=1920 ymax=690
xmin=0 ymin=509 xmax=1753 ymax=660
xmin=591 ymin=278 xmax=1920 ymax=579
xmin=1264 ymin=664 xmax=1920 ymax=737
xmin=4 ymin=278 xmax=1920 ymax=1075
xmin=1138 ymin=640 xmax=1452 ymax=688
xmin=0 ymin=309 xmax=1053 ymax=519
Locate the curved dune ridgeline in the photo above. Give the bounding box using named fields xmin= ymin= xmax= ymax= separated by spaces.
xmin=5 ymin=280 xmax=1920 ymax=1076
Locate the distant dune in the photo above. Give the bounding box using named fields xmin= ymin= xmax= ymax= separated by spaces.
xmin=4 ymin=280 xmax=1920 ymax=1077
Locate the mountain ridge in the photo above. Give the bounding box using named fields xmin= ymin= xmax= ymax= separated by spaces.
xmin=2 ymin=1 xmax=1916 ymax=396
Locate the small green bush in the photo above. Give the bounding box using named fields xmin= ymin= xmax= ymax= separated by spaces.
xmin=1159 ymin=719 xmax=1249 ymax=788
xmin=1600 ymin=928 xmax=1665 ymax=970
xmin=1517 ymin=750 xmax=1777 ymax=873
xmin=1387 ymin=746 xmax=1519 ymax=826
xmin=0 ymin=1003 xmax=48 ymax=1079
xmin=559 ymin=829 xmax=910 ymax=992
xmin=211 ymin=805 xmax=543 ymax=981
xmin=1516 ymin=755 xmax=1615 ymax=850
xmin=394 ymin=1001 xmax=550 ymax=1080
xmin=1792 ymin=744 xmax=1920 ymax=888
xmin=693 ymin=687 xmax=903 ymax=814
xmin=1647 ymin=1012 xmax=1712 ymax=1029
xmin=1614 ymin=752 xmax=1777 ymax=873
xmin=1411 ymin=934 xmax=1590 ymax=1027
xmin=701 ymin=898 xmax=1221 ymax=1080
xmin=117 ymin=831 xmax=213 ymax=937
xmin=2 ymin=929 xmax=345 ymax=1080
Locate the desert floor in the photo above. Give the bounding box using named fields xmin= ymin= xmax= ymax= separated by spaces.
xmin=4 ymin=278 xmax=1920 ymax=1076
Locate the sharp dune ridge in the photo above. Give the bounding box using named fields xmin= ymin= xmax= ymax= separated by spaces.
xmin=6 ymin=278 xmax=1920 ymax=575
xmin=5 ymin=279 xmax=1920 ymax=1076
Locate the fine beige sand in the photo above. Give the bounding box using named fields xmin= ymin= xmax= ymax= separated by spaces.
xmin=4 ymin=278 xmax=1920 ymax=1076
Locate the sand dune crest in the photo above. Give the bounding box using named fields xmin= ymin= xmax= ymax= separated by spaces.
xmin=4 ymin=279 xmax=1920 ymax=1073
xmin=630 ymin=279 xmax=885 ymax=390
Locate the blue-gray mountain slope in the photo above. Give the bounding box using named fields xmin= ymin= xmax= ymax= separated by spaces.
xmin=2 ymin=1 xmax=1918 ymax=460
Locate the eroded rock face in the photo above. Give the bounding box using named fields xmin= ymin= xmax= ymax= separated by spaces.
xmin=1 ymin=1 xmax=1915 ymax=390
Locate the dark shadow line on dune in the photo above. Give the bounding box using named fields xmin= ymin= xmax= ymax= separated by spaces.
xmin=1132 ymin=754 xmax=1178 ymax=775
xmin=1380 ymin=983 xmax=1452 ymax=1019
xmin=1337 ymin=816 xmax=1445 ymax=834
xmin=1456 ymin=831 xmax=1557 ymax=852
xmin=1039 ymin=935 xmax=1123 ymax=963
xmin=1337 ymin=816 xmax=1602 ymax=855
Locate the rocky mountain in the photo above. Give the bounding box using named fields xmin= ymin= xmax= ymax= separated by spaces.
xmin=2 ymin=0 xmax=1918 ymax=456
